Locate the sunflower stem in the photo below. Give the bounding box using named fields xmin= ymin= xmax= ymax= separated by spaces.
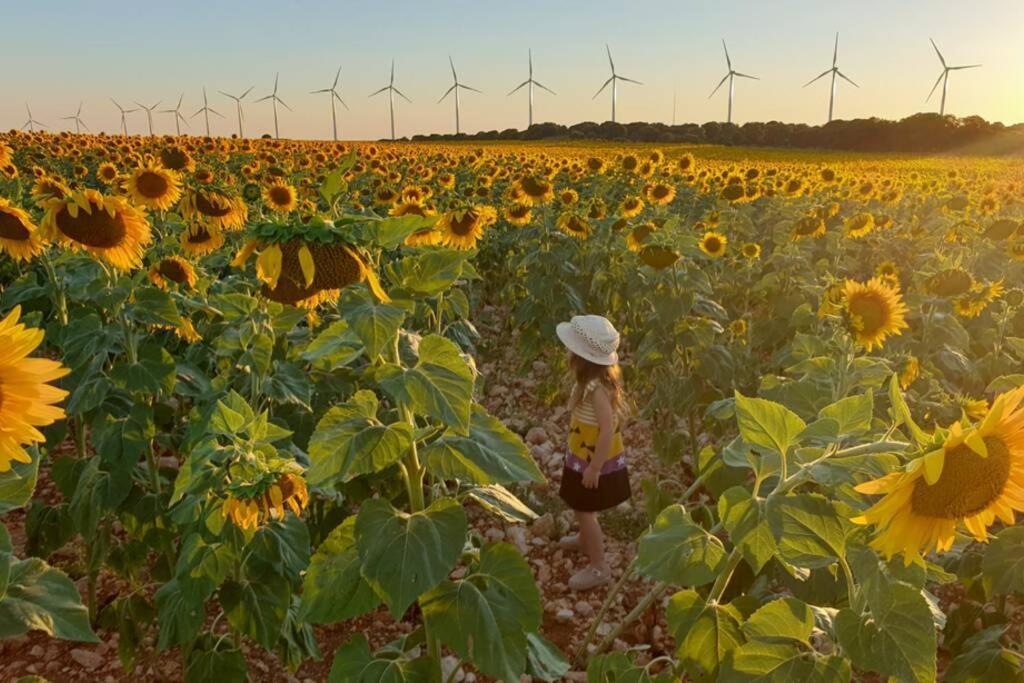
xmin=591 ymin=580 xmax=670 ymax=660
xmin=39 ymin=250 xmax=68 ymax=326
xmin=573 ymin=562 xmax=636 ymax=664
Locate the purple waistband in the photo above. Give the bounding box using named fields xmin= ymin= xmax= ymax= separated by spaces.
xmin=564 ymin=452 xmax=627 ymax=475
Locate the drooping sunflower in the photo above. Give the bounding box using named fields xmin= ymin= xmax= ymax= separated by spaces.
xmin=0 ymin=198 xmax=45 ymax=261
xmin=389 ymin=201 xmax=437 ymax=219
xmin=404 ymin=228 xmax=442 ymax=247
xmin=148 ymin=256 xmax=198 ymax=290
xmin=556 ymin=212 xmax=590 ymax=240
xmin=954 ymin=281 xmax=1004 ymax=319
xmin=843 ymin=213 xmax=875 ymax=239
xmin=124 ymin=163 xmax=182 ymax=211
xmin=818 ymin=282 xmax=847 ymax=318
xmin=40 ymin=189 xmax=152 ymax=270
xmin=898 ymin=356 xmax=920 ymax=390
xmin=639 ymin=245 xmax=679 ymax=270
xmin=504 ymin=203 xmax=532 ymax=226
xmin=619 ymin=196 xmax=644 ymax=218
xmin=180 ymin=224 xmax=225 ymax=256
xmin=699 ymin=231 xmax=728 ymax=258
xmin=263 ymin=182 xmax=299 ymax=213
xmin=626 ymin=222 xmax=656 ymax=252
xmin=792 ymin=215 xmax=826 ymax=240
xmin=181 ymin=188 xmax=248 ymax=231
xmin=515 ymin=176 xmax=554 ymax=206
xmin=841 ymin=277 xmax=909 ymax=352
xmin=0 ymin=306 xmax=69 ymax=472
xmin=853 ymin=386 xmax=1024 ymax=564
xmin=436 ymin=205 xmax=497 ymax=250
xmin=927 ymin=267 xmax=974 ymax=298
xmin=223 ymin=472 xmax=310 ymax=530
xmin=30 ymin=175 xmax=70 ymax=204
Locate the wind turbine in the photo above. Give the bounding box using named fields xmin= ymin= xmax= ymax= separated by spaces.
xmin=62 ymin=102 xmax=88 ymax=134
xmin=438 ymin=56 xmax=481 ymax=135
xmin=803 ymin=33 xmax=859 ymax=123
xmin=257 ymin=73 xmax=291 ymax=139
xmin=192 ymin=87 xmax=223 ymax=137
xmin=21 ymin=104 xmax=45 ymax=132
xmin=136 ymin=100 xmax=161 ymax=136
xmin=111 ymin=99 xmax=138 ymax=136
xmin=220 ymin=86 xmax=254 ymax=138
xmin=592 ymin=45 xmax=642 ymax=123
xmin=311 ymin=66 xmax=348 ymax=141
xmin=709 ymin=40 xmax=759 ymax=124
xmin=369 ymin=60 xmax=412 ymax=141
xmin=160 ymin=94 xmax=189 ymax=135
xmin=507 ymin=49 xmax=555 ymax=129
xmin=927 ymin=39 xmax=981 ymax=116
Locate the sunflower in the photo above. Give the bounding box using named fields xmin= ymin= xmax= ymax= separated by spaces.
xmin=436 ymin=205 xmax=497 ymax=250
xmin=148 ymin=256 xmax=198 ymax=290
xmin=159 ymin=146 xmax=195 ymax=172
xmin=263 ymin=182 xmax=299 ymax=213
xmin=125 ymin=163 xmax=182 ymax=211
xmin=40 ymin=189 xmax=152 ymax=270
xmin=626 ymin=222 xmax=656 ymax=252
xmin=619 ymin=196 xmax=644 ymax=218
xmin=223 ymin=473 xmax=309 ymax=531
xmin=876 ymin=261 xmax=899 ymax=279
xmin=389 ymin=201 xmax=437 ymax=218
xmin=30 ymin=176 xmax=70 ymax=204
xmin=927 ymin=268 xmax=974 ymax=298
xmin=97 ymin=162 xmax=119 ymax=184
xmin=0 ymin=306 xmax=69 ymax=472
xmin=741 ymin=242 xmax=761 ymax=259
xmin=898 ymin=356 xmax=920 ymax=390
xmin=853 ymin=386 xmax=1024 ymax=564
xmin=0 ymin=198 xmax=45 ymax=261
xmin=729 ymin=319 xmax=748 ymax=337
xmin=954 ymin=281 xmax=1004 ymax=319
xmin=504 ymin=203 xmax=532 ymax=227
xmin=180 ymin=224 xmax=225 ymax=256
xmin=841 ymin=277 xmax=909 ymax=352
xmin=646 ymin=182 xmax=676 ymax=206
xmin=639 ymin=245 xmax=679 ymax=270
xmin=843 ymin=213 xmax=874 ymax=239
xmin=404 ymin=228 xmax=442 ymax=247
xmin=792 ymin=215 xmax=826 ymax=240
xmin=556 ymin=212 xmax=590 ymax=240
xmin=181 ymin=189 xmax=248 ymax=232
xmin=699 ymin=231 xmax=727 ymax=258
xmin=1007 ymin=243 xmax=1024 ymax=262
xmin=515 ymin=176 xmax=554 ymax=206
xmin=558 ymin=188 xmax=579 ymax=206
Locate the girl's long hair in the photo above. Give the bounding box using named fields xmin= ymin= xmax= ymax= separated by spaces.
xmin=568 ymin=352 xmax=626 ymax=416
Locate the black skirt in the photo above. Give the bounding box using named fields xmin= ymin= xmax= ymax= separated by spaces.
xmin=559 ymin=464 xmax=631 ymax=512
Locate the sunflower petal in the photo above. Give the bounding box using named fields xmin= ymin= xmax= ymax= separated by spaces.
xmin=922 ymin=448 xmax=945 ymax=485
xmin=298 ymin=245 xmax=316 ymax=288
xmin=256 ymin=244 xmax=283 ymax=289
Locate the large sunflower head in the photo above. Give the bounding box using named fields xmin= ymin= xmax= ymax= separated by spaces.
xmin=0 ymin=198 xmax=45 ymax=262
xmin=180 ymin=224 xmax=225 ymax=256
xmin=437 ymin=205 xmax=497 ymax=250
xmin=854 ymin=386 xmax=1024 ymax=564
xmin=515 ymin=176 xmax=554 ymax=206
xmin=125 ymin=163 xmax=183 ymax=211
xmin=841 ymin=277 xmax=909 ymax=352
xmin=699 ymin=231 xmax=728 ymax=258
xmin=30 ymin=176 xmax=70 ymax=205
xmin=0 ymin=306 xmax=69 ymax=472
xmin=40 ymin=189 xmax=152 ymax=270
xmin=556 ymin=212 xmax=590 ymax=240
xmin=148 ymin=255 xmax=198 ymax=290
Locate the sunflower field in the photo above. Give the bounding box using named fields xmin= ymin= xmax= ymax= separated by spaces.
xmin=0 ymin=130 xmax=1023 ymax=682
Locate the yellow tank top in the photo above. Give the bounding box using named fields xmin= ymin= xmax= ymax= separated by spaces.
xmin=568 ymin=380 xmax=624 ymax=463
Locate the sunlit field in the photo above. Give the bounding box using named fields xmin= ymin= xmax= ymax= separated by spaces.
xmin=1 ymin=129 xmax=1024 ymax=682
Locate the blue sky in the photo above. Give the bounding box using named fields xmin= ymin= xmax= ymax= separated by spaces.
xmin=1 ymin=1 xmax=1020 ymax=140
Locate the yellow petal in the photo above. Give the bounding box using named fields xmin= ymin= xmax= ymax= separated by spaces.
xmin=978 ymin=394 xmax=1006 ymax=434
xmin=256 ymin=244 xmax=283 ymax=289
xmin=922 ymin=448 xmax=945 ymax=485
xmin=298 ymin=245 xmax=316 ymax=288
xmin=345 ymin=246 xmax=390 ymax=303
xmin=231 ymin=239 xmax=258 ymax=268
xmin=964 ymin=430 xmax=988 ymax=458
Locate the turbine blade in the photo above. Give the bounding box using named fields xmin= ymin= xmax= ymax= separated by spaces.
xmin=449 ymin=55 xmax=457 ymax=81
xmin=837 ymin=70 xmax=859 ymax=87
xmin=618 ymin=76 xmax=643 ymax=85
xmin=311 ymin=88 xmax=331 ymax=94
xmin=211 ymin=108 xmax=224 ymax=118
xmin=277 ymin=98 xmax=292 ymax=111
xmin=534 ymin=80 xmax=556 ymax=95
xmin=438 ymin=84 xmax=456 ymax=103
xmin=930 ymin=38 xmax=946 ymax=67
xmin=369 ymin=86 xmax=389 ymax=97
xmin=333 ymin=66 xmax=342 ymax=88
xmin=606 ymin=44 xmax=615 ymax=73
xmin=951 ymin=64 xmax=982 ymax=70
xmin=218 ymin=90 xmax=233 ymax=98
xmin=393 ymin=87 xmax=412 ymax=103
xmin=926 ymin=71 xmax=945 ymax=101
xmin=709 ymin=73 xmax=730 ymax=98
xmin=334 ymin=93 xmax=349 ymax=110
xmin=593 ymin=76 xmax=613 ymax=99
xmin=274 ymin=72 xmax=279 ymax=92
xmin=241 ymin=86 xmax=255 ymax=99
xmin=256 ymin=95 xmax=273 ymax=102
xmin=461 ymin=84 xmax=483 ymax=93
xmin=803 ymin=69 xmax=832 ymax=87
xmin=734 ymin=72 xmax=759 ymax=80
xmin=722 ymin=40 xmax=732 ymax=70
xmin=833 ymin=32 xmax=839 ymax=67
xmin=508 ymin=80 xmax=530 ymax=95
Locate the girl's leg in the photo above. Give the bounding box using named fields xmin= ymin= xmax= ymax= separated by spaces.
xmin=575 ymin=510 xmax=608 ymax=570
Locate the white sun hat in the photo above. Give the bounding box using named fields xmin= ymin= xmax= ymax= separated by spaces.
xmin=556 ymin=315 xmax=620 ymax=366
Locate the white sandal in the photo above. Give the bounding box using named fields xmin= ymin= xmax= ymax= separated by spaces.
xmin=569 ymin=565 xmax=611 ymax=591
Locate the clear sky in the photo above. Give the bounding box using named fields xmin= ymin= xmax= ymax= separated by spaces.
xmin=1 ymin=1 xmax=1021 ymax=141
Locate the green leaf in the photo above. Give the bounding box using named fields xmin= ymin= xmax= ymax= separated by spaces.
xmin=423 ymin=406 xmax=543 ymax=485
xmin=245 ymin=515 xmax=311 ymax=581
xmin=421 ymin=543 xmax=539 ymax=683
xmin=302 ymin=319 xmax=363 ymax=369
xmin=378 ymin=335 xmax=474 ymax=434
xmin=0 ymin=558 xmax=97 ymax=642
xmin=329 ymin=634 xmax=438 ymax=683
xmin=666 ymin=589 xmax=744 ymax=679
xmin=0 ymin=449 xmax=40 ymax=514
xmin=129 ymin=286 xmax=181 ymax=327
xmin=982 ymin=526 xmax=1024 ymax=595
xmin=392 ymin=250 xmax=472 ymax=297
xmin=718 ymin=487 xmax=776 ymax=573
xmin=945 ymin=626 xmax=1023 ymax=683
xmin=526 ymin=632 xmax=571 ymax=682
xmin=220 ymin=574 xmax=291 ymax=649
xmin=465 ymin=484 xmax=538 ymax=523
xmin=766 ymin=494 xmax=846 ymax=568
xmin=635 ymin=504 xmax=727 ymax=586
xmin=265 ymin=360 xmax=313 ymax=409
xmin=340 ymin=288 xmax=408 ymax=360
xmin=300 ymin=516 xmax=380 ymax=623
xmin=185 ymin=639 xmax=248 ymax=683
xmin=308 ymin=391 xmax=413 ymax=487
xmin=319 ymin=155 xmax=355 ymax=204
xmin=818 ymin=391 xmax=874 ymax=439
xmin=373 ymin=214 xmax=439 ymax=250
xmin=741 ymin=598 xmax=813 ymax=645
xmin=835 ymin=582 xmax=936 ymax=683
xmin=155 ymin=576 xmax=214 ymax=650
xmin=723 ymin=641 xmax=851 ymax=682
xmin=355 ymin=498 xmax=466 ymax=617
xmin=734 ymin=392 xmax=806 ymax=456
xmin=888 ymin=374 xmax=929 ymax=447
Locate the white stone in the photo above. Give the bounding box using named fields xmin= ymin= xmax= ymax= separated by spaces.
xmin=69 ymin=648 xmax=103 ymax=670
xmin=556 ymin=608 xmax=575 ymax=623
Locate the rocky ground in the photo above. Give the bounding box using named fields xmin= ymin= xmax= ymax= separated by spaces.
xmin=0 ymin=305 xmax=688 ymax=682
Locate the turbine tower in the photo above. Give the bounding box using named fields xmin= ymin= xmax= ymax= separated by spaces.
xmin=191 ymin=87 xmax=223 ymax=137
xmin=257 ymin=73 xmax=291 ymax=139
xmin=592 ymin=44 xmax=642 ymax=123
xmin=220 ymin=86 xmax=254 ymax=138
xmin=111 ymin=99 xmax=138 ymax=136
xmin=507 ymin=49 xmax=555 ymax=129
xmin=311 ymin=66 xmax=348 ymax=141
xmin=160 ymin=94 xmax=189 ymax=135
xmin=369 ymin=60 xmax=412 ymax=141
xmin=62 ymin=101 xmax=88 ymax=134
xmin=438 ymin=56 xmax=481 ymax=135
xmin=709 ymin=40 xmax=759 ymax=125
xmin=136 ymin=100 xmax=161 ymax=136
xmin=803 ymin=33 xmax=859 ymax=123
xmin=927 ymin=39 xmax=981 ymax=116
xmin=21 ymin=104 xmax=45 ymax=132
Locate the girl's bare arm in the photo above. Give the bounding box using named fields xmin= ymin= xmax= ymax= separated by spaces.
xmin=589 ymin=386 xmax=615 ymax=470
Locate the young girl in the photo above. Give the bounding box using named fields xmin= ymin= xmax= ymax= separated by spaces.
xmin=555 ymin=314 xmax=631 ymax=591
